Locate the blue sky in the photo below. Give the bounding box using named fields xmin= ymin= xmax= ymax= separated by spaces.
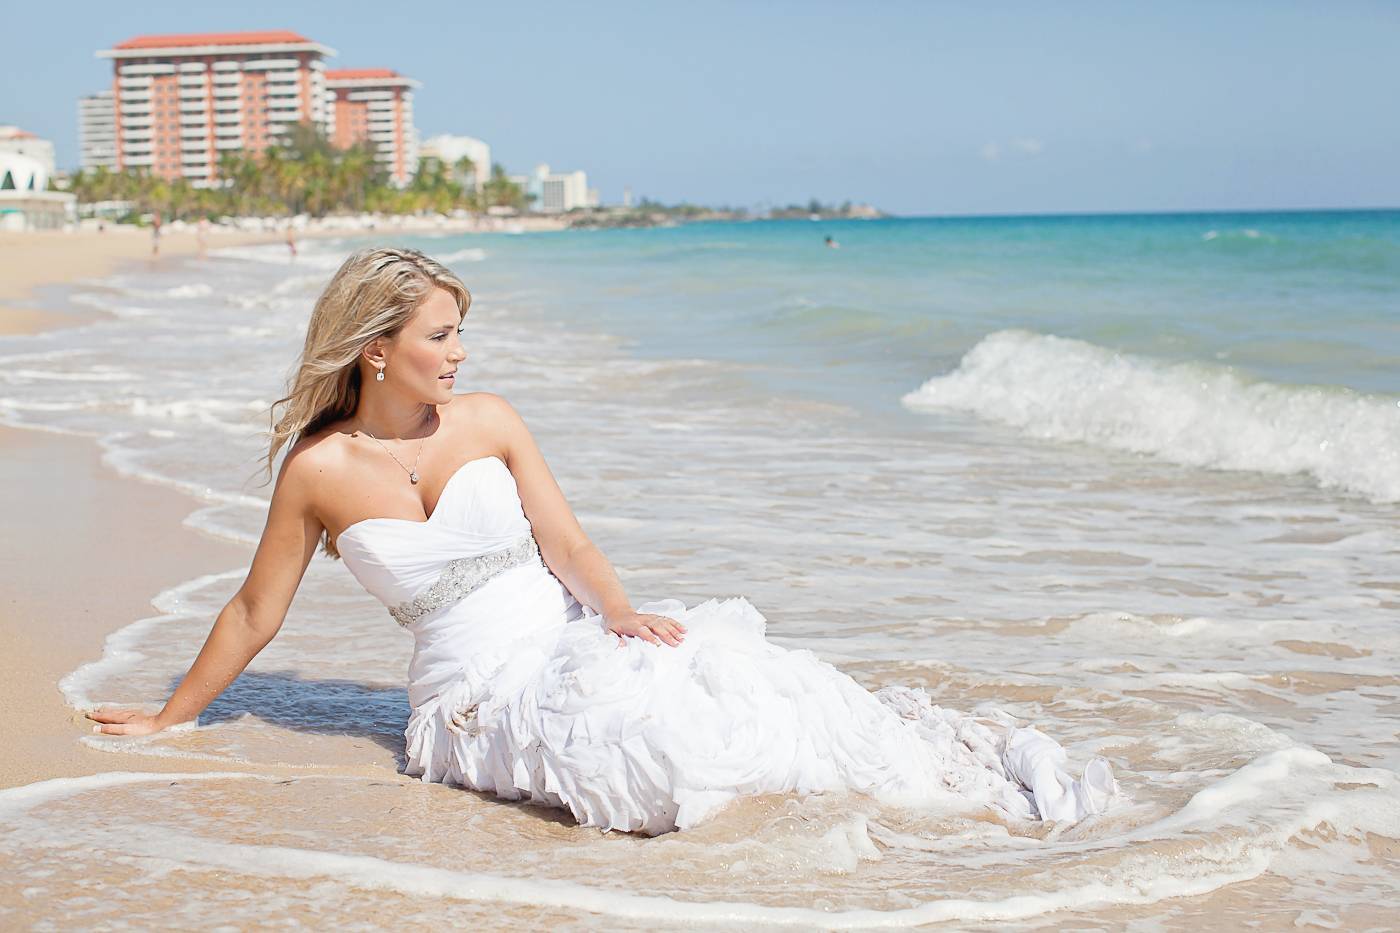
xmin=9 ymin=1 xmax=1399 ymax=215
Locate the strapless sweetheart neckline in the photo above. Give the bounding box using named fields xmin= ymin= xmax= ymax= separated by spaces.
xmin=337 ymin=455 xmax=506 ymax=545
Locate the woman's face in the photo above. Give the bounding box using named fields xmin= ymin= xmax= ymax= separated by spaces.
xmin=378 ymin=287 xmax=467 ymax=403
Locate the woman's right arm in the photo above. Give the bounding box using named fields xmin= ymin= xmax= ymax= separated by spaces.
xmin=86 ymin=451 xmax=323 ymax=736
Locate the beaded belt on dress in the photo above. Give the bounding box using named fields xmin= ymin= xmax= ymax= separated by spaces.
xmin=388 ymin=533 xmax=541 ymax=627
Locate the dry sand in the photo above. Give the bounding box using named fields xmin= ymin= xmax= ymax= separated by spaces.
xmin=0 ymin=227 xmax=276 ymax=786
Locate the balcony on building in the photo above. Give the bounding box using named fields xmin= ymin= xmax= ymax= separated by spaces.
xmin=118 ymin=63 xmax=175 ymax=76
xmin=241 ymin=58 xmax=301 ymax=71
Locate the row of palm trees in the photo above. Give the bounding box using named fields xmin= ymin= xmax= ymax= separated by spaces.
xmin=62 ymin=123 xmax=528 ymax=222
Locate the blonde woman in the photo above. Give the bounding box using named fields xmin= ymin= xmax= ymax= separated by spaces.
xmin=87 ymin=247 xmax=1114 ymax=834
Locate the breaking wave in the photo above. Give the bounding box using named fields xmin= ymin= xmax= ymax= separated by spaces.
xmin=903 ymin=330 xmax=1400 ymax=502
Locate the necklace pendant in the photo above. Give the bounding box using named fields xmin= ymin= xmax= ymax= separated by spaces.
xmin=409 ymin=471 xmax=420 ymax=485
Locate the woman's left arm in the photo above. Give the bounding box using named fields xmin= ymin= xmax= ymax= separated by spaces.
xmin=476 ymin=393 xmax=685 ymax=648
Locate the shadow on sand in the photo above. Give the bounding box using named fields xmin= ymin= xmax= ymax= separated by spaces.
xmin=166 ymin=670 xmax=592 ymax=831
xmin=175 ymin=669 xmax=409 ymax=760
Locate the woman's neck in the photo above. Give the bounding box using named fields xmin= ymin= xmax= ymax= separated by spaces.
xmin=352 ymin=392 xmax=436 ymax=440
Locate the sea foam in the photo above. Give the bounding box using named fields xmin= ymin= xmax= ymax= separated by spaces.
xmin=902 ymin=330 xmax=1400 ymax=502
xmin=3 ymin=757 xmax=1397 ymax=928
xmin=434 ymin=246 xmax=487 ymax=264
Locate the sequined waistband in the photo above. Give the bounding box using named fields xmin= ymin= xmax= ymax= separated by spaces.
xmin=389 ymin=533 xmax=542 ymax=628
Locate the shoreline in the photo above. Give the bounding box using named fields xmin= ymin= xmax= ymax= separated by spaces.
xmin=0 ymin=227 xmax=290 ymax=336
xmin=0 ymin=229 xmax=277 ymax=787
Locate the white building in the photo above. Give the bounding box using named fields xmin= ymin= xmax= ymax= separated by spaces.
xmin=77 ymin=92 xmax=119 ymax=170
xmin=0 ymin=141 xmax=76 ymax=230
xmin=530 ymin=163 xmax=595 ymax=213
xmin=508 ymin=173 xmax=534 ymax=204
xmin=420 ymin=134 xmax=490 ymax=191
xmin=0 ymin=126 xmax=56 ymax=176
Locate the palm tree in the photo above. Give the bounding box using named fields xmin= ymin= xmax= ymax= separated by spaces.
xmin=63 ymin=124 xmax=496 ymax=221
xmin=483 ymin=163 xmax=526 ymax=211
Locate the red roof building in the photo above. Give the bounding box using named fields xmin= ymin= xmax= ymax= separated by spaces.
xmin=111 ymin=31 xmax=322 ymax=51
xmin=325 ymin=68 xmax=420 ymax=187
xmin=95 ymin=30 xmax=337 ymax=185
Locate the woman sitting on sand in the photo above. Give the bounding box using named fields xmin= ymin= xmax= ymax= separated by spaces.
xmin=87 ymin=247 xmax=1114 ymax=834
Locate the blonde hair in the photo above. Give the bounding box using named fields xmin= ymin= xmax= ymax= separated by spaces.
xmin=265 ymin=247 xmax=471 ymax=555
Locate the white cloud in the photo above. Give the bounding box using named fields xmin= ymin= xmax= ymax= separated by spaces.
xmin=1012 ymin=137 xmax=1044 ymax=155
xmin=980 ymin=142 xmax=1001 ymax=161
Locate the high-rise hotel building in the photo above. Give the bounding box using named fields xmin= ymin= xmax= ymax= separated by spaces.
xmin=92 ymin=30 xmax=336 ymax=186
xmin=77 ymin=91 xmax=118 ymax=171
xmin=325 ymin=69 xmax=419 ymax=187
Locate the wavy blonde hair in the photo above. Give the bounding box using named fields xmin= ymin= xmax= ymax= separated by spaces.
xmin=265 ymin=247 xmax=471 ymax=554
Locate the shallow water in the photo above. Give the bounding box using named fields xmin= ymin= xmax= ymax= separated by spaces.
xmin=1 ymin=214 xmax=1398 ymax=927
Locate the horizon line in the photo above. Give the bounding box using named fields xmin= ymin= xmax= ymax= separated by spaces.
xmin=879 ymin=205 xmax=1400 ymax=221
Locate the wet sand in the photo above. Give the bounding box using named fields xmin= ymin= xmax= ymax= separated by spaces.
xmin=0 ymin=228 xmax=266 ymax=785
xmin=0 ymin=424 xmax=251 ymax=787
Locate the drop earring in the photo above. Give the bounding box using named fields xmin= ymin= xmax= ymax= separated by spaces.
xmin=375 ymin=365 xmax=385 ymax=382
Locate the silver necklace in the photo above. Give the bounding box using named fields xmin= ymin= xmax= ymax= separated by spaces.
xmin=361 ymin=413 xmax=432 ymax=485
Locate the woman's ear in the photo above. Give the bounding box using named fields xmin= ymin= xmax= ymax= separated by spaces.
xmin=361 ymin=338 xmax=387 ymax=368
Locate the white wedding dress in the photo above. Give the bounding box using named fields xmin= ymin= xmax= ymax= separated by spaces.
xmin=337 ymin=456 xmax=1115 ymax=834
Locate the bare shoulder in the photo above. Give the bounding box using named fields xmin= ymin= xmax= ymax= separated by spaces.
xmin=446 ymin=391 xmax=521 ymax=422
xmin=276 ymin=428 xmax=352 ymax=502
xmin=444 ymin=391 xmax=528 ymax=439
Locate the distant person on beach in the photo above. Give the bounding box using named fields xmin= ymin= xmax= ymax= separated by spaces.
xmin=825 ymin=235 xmax=840 ymax=249
xmin=150 ymin=212 xmax=162 ymax=256
xmin=196 ymin=216 xmax=210 ymax=259
xmin=286 ymin=224 xmax=298 ymax=261
xmin=86 ymin=247 xmax=1115 ymax=834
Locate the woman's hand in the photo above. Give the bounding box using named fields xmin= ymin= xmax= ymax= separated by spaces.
xmin=604 ymin=610 xmax=687 ymax=647
xmin=85 ymin=706 xmax=170 ymax=737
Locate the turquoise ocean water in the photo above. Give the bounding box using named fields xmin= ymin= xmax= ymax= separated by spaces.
xmin=410 ymin=209 xmax=1400 ymax=401
xmin=393 ymin=209 xmax=1400 ymax=502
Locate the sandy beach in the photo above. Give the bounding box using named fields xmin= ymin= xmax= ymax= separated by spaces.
xmin=0 ymin=228 xmax=276 ymax=786
xmin=0 ymin=424 xmax=250 ymax=786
